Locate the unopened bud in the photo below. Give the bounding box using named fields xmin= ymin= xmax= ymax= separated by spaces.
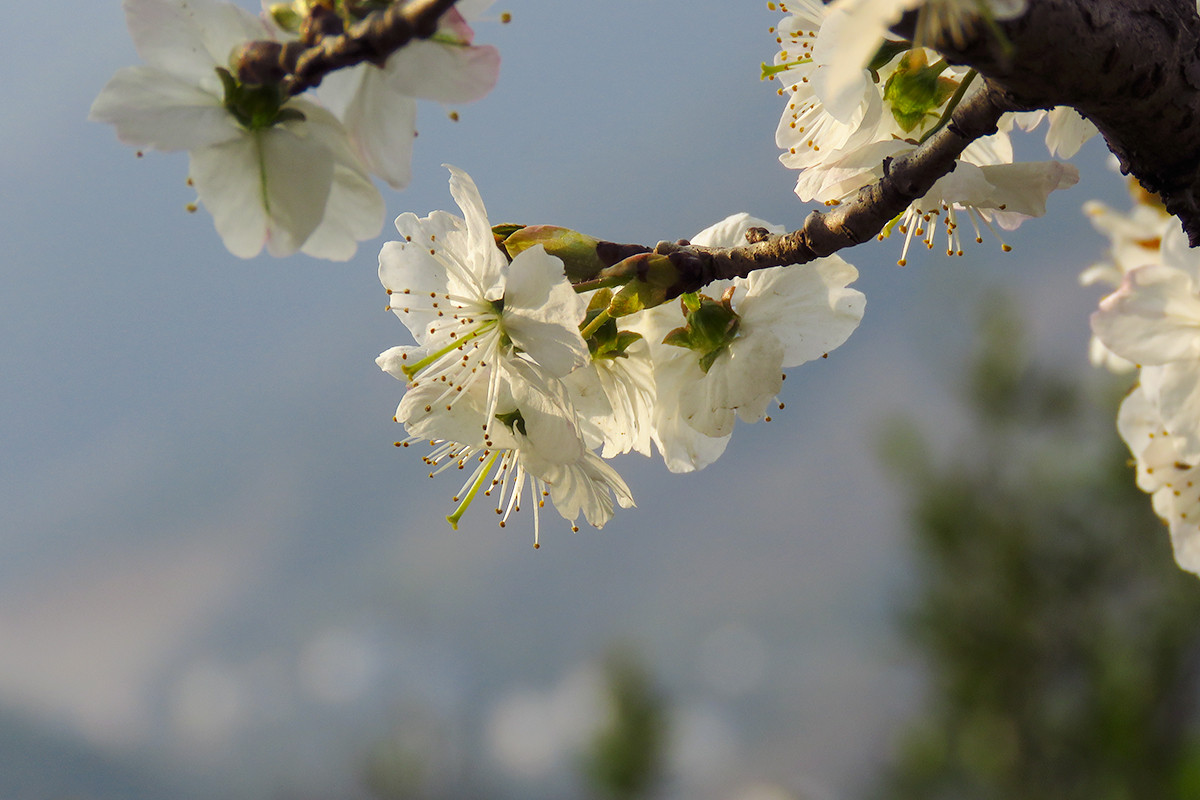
xmin=504 ymin=226 xmax=608 ymax=282
xmin=602 ymin=253 xmax=681 ymax=316
xmin=233 ymin=41 xmax=288 ymax=85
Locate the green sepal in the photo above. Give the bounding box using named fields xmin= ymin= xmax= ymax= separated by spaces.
xmin=503 ymin=225 xmax=608 ymax=283
xmin=586 ymin=288 xmax=614 ymax=314
xmin=883 ymin=50 xmax=957 ymax=133
xmin=495 ymin=409 xmax=526 ymax=436
xmin=586 ymin=296 xmax=644 ymax=361
xmin=867 ymin=39 xmax=912 ymax=81
xmin=661 ymin=290 xmax=740 ymax=374
xmin=216 ymin=66 xmax=296 ymax=131
xmin=493 ymin=223 xmax=525 ymax=240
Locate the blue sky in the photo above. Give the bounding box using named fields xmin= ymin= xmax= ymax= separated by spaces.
xmin=0 ymin=2 xmax=1131 ymax=798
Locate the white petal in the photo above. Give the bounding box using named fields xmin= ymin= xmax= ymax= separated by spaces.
xmin=298 ymin=102 xmax=384 ymax=260
xmin=739 ymin=257 xmax=865 ymax=367
xmin=445 ymin=165 xmax=505 ymax=292
xmin=1044 ymin=106 xmax=1097 ymax=158
xmin=1092 ymin=264 xmax=1200 ymax=365
xmin=342 ymin=67 xmax=418 ymax=189
xmin=680 ymin=335 xmax=785 ymax=436
xmin=381 ymin=38 xmax=500 ymax=104
xmin=376 ymin=345 xmax=422 ymax=381
xmin=502 ymin=245 xmax=589 ymax=377
xmin=1144 ymin=363 xmax=1200 ymax=462
xmin=188 ymin=124 xmax=333 ymax=259
xmin=690 ymin=213 xmax=785 ymax=248
xmin=124 ymin=0 xmax=269 ymax=87
xmin=89 ymin=66 xmax=241 ymax=151
xmin=813 ymin=0 xmax=911 ymax=122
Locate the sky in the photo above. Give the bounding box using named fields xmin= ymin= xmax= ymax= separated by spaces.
xmin=0 ymin=1 xmax=1136 ymax=799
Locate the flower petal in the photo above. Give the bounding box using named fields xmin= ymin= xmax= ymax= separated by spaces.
xmin=124 ymin=0 xmax=269 ymax=88
xmin=89 ymin=66 xmax=241 ymax=151
xmin=502 ymin=245 xmax=589 ymax=377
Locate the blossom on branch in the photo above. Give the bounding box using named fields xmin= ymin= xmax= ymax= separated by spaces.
xmin=1080 ymin=187 xmax=1175 ymax=372
xmin=266 ymin=0 xmax=501 ymax=190
xmin=632 ymin=214 xmax=865 ymax=472
xmin=377 ymin=167 xmax=631 ymax=544
xmin=767 ymin=2 xmax=1076 ymax=266
xmin=90 ymin=0 xmax=383 ymax=259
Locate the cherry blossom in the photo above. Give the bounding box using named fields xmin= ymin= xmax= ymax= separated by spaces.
xmin=377 ymin=166 xmax=589 ymax=431
xmin=1092 ymin=225 xmax=1200 ymax=461
xmin=90 ymin=0 xmax=382 ymax=259
xmin=267 ymin=0 xmax=500 ymax=190
xmin=632 ymin=214 xmax=865 ymax=471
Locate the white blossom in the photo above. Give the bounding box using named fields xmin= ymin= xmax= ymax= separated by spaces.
xmin=563 ymin=340 xmax=657 ymax=459
xmin=1092 ymin=225 xmax=1200 ymax=461
xmin=633 ymin=214 xmax=864 ymax=471
xmin=1079 ymin=193 xmax=1175 ymax=372
xmin=90 ymin=0 xmax=382 ymax=259
xmin=393 ymin=358 xmax=633 ymax=546
xmin=377 ymin=166 xmax=589 ymax=430
xmin=272 ymin=1 xmax=500 ymax=189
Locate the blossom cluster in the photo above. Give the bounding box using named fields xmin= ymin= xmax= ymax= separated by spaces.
xmin=90 ymin=0 xmax=499 ymax=260
xmin=1087 ymin=187 xmax=1200 ymax=573
xmin=89 ymin=0 xmax=1200 ymax=568
xmin=376 ymin=167 xmax=865 ymax=545
xmin=765 ymin=0 xmax=1085 ymax=265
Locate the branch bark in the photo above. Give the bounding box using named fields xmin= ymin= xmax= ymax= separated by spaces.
xmin=599 ymin=83 xmax=1009 ymax=298
xmin=236 ymin=0 xmax=461 ymax=95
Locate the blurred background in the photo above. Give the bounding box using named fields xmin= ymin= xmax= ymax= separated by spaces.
xmin=4 ymin=1 xmax=1199 ymax=798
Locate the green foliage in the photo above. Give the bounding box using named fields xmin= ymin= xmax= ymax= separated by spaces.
xmin=580 ymin=652 xmax=670 ymax=800
xmin=874 ymin=298 xmax=1200 ymax=800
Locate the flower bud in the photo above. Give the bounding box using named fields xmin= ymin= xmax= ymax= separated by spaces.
xmin=503 ymin=226 xmax=608 ymax=283
xmin=602 ymin=253 xmax=681 ymax=317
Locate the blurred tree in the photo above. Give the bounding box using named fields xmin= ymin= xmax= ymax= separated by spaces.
xmin=579 ymin=651 xmax=669 ymax=800
xmin=872 ymin=298 xmax=1200 ymax=800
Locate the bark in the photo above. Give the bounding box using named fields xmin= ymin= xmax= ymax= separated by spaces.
xmin=931 ymin=0 xmax=1200 ymax=245
xmin=236 ymin=0 xmax=462 ymax=95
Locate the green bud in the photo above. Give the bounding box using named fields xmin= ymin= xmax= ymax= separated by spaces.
xmin=883 ymin=49 xmax=957 ymax=133
xmin=601 ymin=253 xmax=681 ymax=317
xmin=503 ymin=225 xmax=608 ymax=283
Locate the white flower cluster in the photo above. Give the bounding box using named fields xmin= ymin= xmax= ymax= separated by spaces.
xmin=1087 ymin=189 xmax=1200 ymax=573
xmin=90 ymin=0 xmax=498 ymax=260
xmin=377 ymin=168 xmax=865 ymax=546
xmin=765 ymin=0 xmax=1086 ymax=265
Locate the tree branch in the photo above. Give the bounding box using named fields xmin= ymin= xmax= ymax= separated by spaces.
xmin=235 ymin=0 xmax=461 ymax=95
xmin=599 ymin=0 xmax=1200 ymax=297
xmin=601 ymin=82 xmax=1008 ymax=298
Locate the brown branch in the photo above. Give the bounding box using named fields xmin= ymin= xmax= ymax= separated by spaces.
xmin=235 ymin=0 xmax=462 ymax=96
xmin=601 ymin=82 xmax=1009 ymax=299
